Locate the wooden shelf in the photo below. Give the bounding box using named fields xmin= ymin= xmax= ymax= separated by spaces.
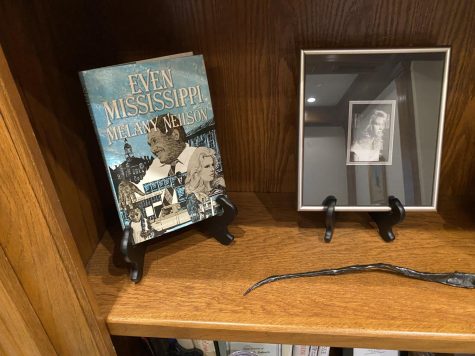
xmin=87 ymin=192 xmax=475 ymax=352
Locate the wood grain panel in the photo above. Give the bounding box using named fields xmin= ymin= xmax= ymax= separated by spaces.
xmin=0 ymin=1 xmax=113 ymax=263
xmin=0 ymin=0 xmax=474 ymax=260
xmin=0 ymin=46 xmax=115 ymax=355
xmin=93 ymin=0 xmax=475 ymax=196
xmin=0 ymin=246 xmax=56 ymax=356
xmin=88 ymin=192 xmax=475 ymax=352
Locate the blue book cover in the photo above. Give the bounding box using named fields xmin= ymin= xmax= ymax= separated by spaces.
xmin=80 ymin=54 xmax=226 ymax=244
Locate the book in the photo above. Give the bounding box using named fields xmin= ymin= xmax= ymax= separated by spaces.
xmin=353 ymin=349 xmax=398 ymax=356
xmin=79 ymin=54 xmax=226 ymax=244
xmin=317 ymin=347 xmax=330 ymax=356
xmin=292 ymin=345 xmax=310 ymax=356
xmin=309 ymin=346 xmax=319 ymax=356
xmin=226 ymin=342 xmax=282 ymax=356
xmin=193 ymin=340 xmax=217 ymax=356
xmin=177 ymin=339 xmax=196 ymax=350
xmin=281 ymin=345 xmax=293 ymax=356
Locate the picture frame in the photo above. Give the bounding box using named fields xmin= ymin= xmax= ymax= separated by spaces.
xmin=298 ymin=48 xmax=450 ymax=212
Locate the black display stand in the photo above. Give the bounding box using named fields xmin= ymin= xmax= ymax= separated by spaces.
xmin=369 ymin=196 xmax=406 ymax=242
xmin=322 ymin=195 xmax=405 ymax=243
xmin=119 ymin=195 xmax=237 ymax=283
xmin=322 ymin=195 xmax=337 ymax=243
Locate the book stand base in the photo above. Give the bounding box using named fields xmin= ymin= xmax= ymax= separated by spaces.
xmin=119 ymin=195 xmax=238 ymax=283
xmin=322 ymin=195 xmax=405 ymax=243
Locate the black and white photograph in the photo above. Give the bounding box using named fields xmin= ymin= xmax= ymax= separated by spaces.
xmin=346 ymin=100 xmax=396 ymax=165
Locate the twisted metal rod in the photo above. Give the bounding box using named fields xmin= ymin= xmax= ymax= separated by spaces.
xmin=244 ymin=263 xmax=475 ymax=295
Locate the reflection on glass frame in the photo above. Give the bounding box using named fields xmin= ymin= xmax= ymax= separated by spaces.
xmin=298 ymin=48 xmax=450 ymax=212
xmin=369 ymin=165 xmax=387 ymax=204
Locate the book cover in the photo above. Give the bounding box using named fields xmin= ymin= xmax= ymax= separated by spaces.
xmin=80 ymin=54 xmax=226 ymax=244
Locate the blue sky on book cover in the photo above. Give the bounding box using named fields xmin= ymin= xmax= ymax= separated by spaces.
xmin=80 ymin=55 xmax=226 ymax=244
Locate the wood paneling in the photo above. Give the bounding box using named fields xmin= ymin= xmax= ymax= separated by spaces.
xmin=0 ymin=246 xmax=56 ymax=355
xmin=0 ymin=1 xmax=113 ymax=264
xmin=0 ymin=0 xmax=474 ymax=262
xmin=87 ymin=192 xmax=475 ymax=352
xmin=94 ymin=0 xmax=475 ymax=196
xmin=0 ymin=46 xmax=115 ymax=355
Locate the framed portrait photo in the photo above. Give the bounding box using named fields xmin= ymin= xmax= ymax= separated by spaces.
xmin=298 ymin=48 xmax=450 ymax=212
xmin=346 ymin=100 xmax=396 ymax=165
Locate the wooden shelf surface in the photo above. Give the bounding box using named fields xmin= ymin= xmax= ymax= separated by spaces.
xmin=87 ymin=192 xmax=475 ymax=352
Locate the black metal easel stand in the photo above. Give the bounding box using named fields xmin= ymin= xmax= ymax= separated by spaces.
xmin=322 ymin=195 xmax=405 ymax=243
xmin=322 ymin=195 xmax=337 ymax=243
xmin=199 ymin=195 xmax=237 ymax=245
xmin=119 ymin=195 xmax=238 ymax=283
xmin=369 ymin=196 xmax=406 ymax=242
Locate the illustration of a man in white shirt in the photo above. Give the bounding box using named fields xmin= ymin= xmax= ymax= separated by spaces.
xmin=139 ymin=116 xmax=195 ymax=185
xmin=139 ymin=114 xmax=195 ymax=213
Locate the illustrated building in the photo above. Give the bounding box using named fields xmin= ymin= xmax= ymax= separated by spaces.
xmin=110 ymin=139 xmax=153 ymax=185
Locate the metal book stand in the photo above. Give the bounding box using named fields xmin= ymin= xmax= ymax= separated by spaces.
xmin=117 ymin=195 xmax=238 ymax=283
xmin=322 ymin=195 xmax=405 ymax=243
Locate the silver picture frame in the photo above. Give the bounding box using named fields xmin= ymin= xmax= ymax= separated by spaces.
xmin=298 ymin=48 xmax=450 ymax=212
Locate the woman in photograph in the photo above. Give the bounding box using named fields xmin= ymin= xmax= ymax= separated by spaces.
xmin=350 ymin=109 xmax=388 ymax=162
xmin=185 ymin=147 xmax=226 ymax=203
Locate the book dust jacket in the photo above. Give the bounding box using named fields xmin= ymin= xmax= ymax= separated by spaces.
xmin=80 ymin=55 xmax=226 ymax=244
